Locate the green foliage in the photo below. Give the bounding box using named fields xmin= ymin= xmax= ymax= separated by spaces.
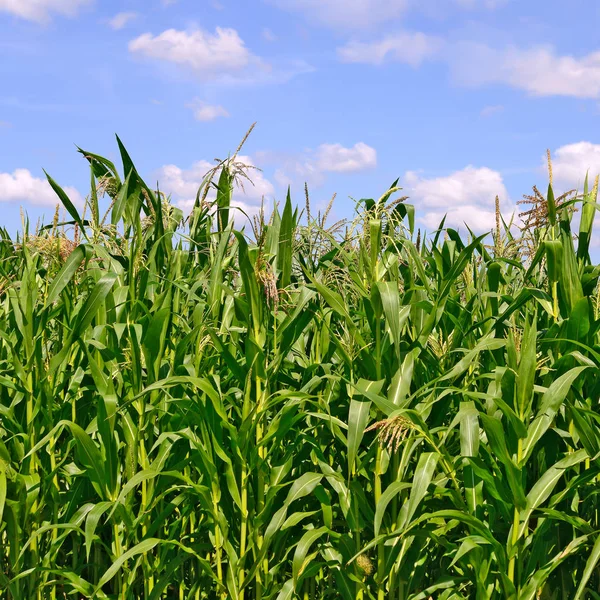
xmin=1 ymin=136 xmax=600 ymax=599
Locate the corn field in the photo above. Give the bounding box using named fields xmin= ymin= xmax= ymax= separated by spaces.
xmin=2 ymin=135 xmax=600 ymax=600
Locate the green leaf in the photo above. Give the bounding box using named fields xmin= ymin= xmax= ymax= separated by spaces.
xmin=44 ymin=171 xmax=86 ymax=234
xmin=285 ymin=473 xmax=323 ymax=506
xmin=46 ymin=244 xmax=89 ymax=306
xmin=278 ymin=188 xmax=294 ymax=289
xmin=374 ymin=481 xmax=411 ymax=536
xmin=574 ymin=534 xmax=600 ymax=600
xmin=480 ymin=414 xmax=526 ymax=508
xmin=459 ymin=401 xmax=479 ymax=458
xmin=577 ymin=175 xmax=597 ymax=262
xmin=378 ymin=282 xmax=410 ymax=353
xmin=398 ymin=453 xmax=439 ymax=528
xmin=216 ymin=166 xmax=232 ymax=233
xmin=547 ymin=183 xmax=557 ymax=226
xmin=95 ymin=538 xmax=160 ymax=591
xmin=111 ymin=170 xmax=132 ymax=226
xmin=0 ymin=463 xmax=6 ymax=526
xmin=74 ymin=272 xmax=118 ymax=335
xmin=388 ymin=350 xmax=416 ymax=408
xmin=276 ymin=580 xmax=295 ymax=600
xmin=85 ymin=502 xmax=112 ymax=560
xmin=517 ymin=315 xmax=536 ymax=419
xmin=292 ymin=526 xmax=329 ymax=585
xmin=522 ymin=367 xmax=588 ymax=464
xmin=347 ymin=379 xmax=384 ymax=475
xmin=518 ymin=449 xmax=588 ymax=537
xmin=440 ymin=336 xmax=505 ymax=383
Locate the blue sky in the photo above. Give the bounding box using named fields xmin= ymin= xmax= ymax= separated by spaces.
xmin=1 ymin=0 xmax=600 ymax=240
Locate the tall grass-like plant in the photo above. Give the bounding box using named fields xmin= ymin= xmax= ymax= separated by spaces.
xmin=1 ymin=134 xmax=600 ymax=599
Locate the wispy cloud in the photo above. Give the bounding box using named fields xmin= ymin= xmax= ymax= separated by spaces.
xmin=338 ymin=31 xmax=441 ymax=66
xmin=262 ymin=28 xmax=277 ymax=42
xmin=480 ymin=104 xmax=504 ymax=117
xmin=267 ymin=0 xmax=504 ymax=30
xmin=449 ymin=43 xmax=600 ymax=99
xmin=108 ymin=11 xmax=138 ymax=31
xmin=339 ymin=32 xmax=600 ymax=100
xmin=266 ymin=0 xmax=409 ymax=30
xmin=0 ymin=0 xmax=92 ymax=22
xmin=454 ymin=0 xmax=507 ymax=8
xmin=274 ymin=142 xmax=377 ymax=187
xmin=187 ymin=99 xmax=230 ymax=121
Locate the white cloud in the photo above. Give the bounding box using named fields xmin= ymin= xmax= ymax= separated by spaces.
xmin=274 ymin=142 xmax=377 ymax=188
xmin=547 ymin=142 xmax=600 ymax=190
xmin=404 ymin=166 xmax=513 ymax=230
xmin=128 ymin=27 xmax=313 ymax=86
xmin=129 ymin=27 xmax=261 ymax=80
xmin=0 ymin=169 xmax=82 ymax=206
xmin=156 ymin=156 xmax=275 ymax=221
xmin=108 ymin=11 xmax=137 ymax=30
xmin=334 ymin=25 xmax=600 ymax=100
xmin=274 ymin=160 xmax=324 ymax=188
xmin=315 ymin=142 xmax=377 ymax=173
xmin=0 ymin=0 xmax=90 ymax=22
xmin=187 ymin=100 xmax=229 ymax=121
xmin=156 ymin=160 xmax=214 ymax=201
xmin=338 ymin=31 xmax=441 ymax=66
xmin=450 ymin=43 xmax=600 ymax=99
xmin=480 ymin=104 xmax=504 ymax=117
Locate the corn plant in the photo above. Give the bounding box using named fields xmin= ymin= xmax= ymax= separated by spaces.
xmin=1 ymin=136 xmax=600 ymax=599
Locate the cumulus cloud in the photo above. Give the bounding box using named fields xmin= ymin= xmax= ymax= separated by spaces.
xmin=0 ymin=169 xmax=82 ymax=206
xmin=274 ymin=142 xmax=377 ymax=188
xmin=338 ymin=31 xmax=441 ymax=66
xmin=404 ymin=166 xmax=513 ymax=231
xmin=155 ymin=156 xmax=275 ymax=222
xmin=108 ymin=11 xmax=138 ymax=30
xmin=547 ymin=142 xmax=600 ymax=190
xmin=538 ymin=143 xmax=600 ymax=248
xmin=127 ymin=27 xmax=305 ymax=85
xmin=129 ymin=27 xmax=264 ymax=81
xmin=0 ymin=0 xmax=91 ymax=22
xmin=315 ymin=142 xmax=377 ymax=173
xmin=187 ymin=100 xmax=229 ymax=122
